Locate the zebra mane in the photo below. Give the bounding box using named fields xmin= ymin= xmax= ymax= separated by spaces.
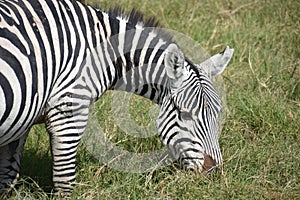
xmin=106 ymin=6 xmax=173 ymax=42
xmin=108 ymin=6 xmax=159 ymax=28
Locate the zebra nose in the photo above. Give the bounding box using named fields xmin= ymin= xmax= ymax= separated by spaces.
xmin=202 ymin=154 xmax=217 ymax=172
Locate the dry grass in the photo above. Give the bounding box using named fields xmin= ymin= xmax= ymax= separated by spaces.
xmin=4 ymin=0 xmax=300 ymax=199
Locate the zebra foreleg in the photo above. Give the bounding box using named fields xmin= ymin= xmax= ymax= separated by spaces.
xmin=49 ymin=136 xmax=81 ymax=198
xmin=0 ymin=132 xmax=28 ymax=196
xmin=46 ymin=106 xmax=88 ymax=198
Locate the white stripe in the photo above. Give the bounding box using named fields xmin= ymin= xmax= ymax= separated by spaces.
xmin=117 ymin=19 xmax=128 ymax=85
xmin=150 ymin=39 xmax=167 ymax=81
xmin=0 ymin=60 xmax=22 ymax=137
xmin=130 ymin=27 xmax=143 ymax=61
xmin=0 ymin=86 xmax=5 ymax=122
xmin=103 ymin=12 xmax=111 ymax=37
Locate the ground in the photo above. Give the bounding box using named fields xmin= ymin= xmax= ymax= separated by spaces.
xmin=6 ymin=0 xmax=300 ymax=199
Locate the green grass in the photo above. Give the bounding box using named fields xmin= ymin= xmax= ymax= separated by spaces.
xmin=6 ymin=0 xmax=300 ymax=199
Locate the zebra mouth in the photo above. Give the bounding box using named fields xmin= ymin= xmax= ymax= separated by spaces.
xmin=202 ymin=154 xmax=218 ymax=172
xmin=181 ymin=154 xmax=219 ymax=173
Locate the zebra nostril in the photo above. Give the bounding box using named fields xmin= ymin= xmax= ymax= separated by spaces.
xmin=203 ymin=154 xmax=217 ymax=172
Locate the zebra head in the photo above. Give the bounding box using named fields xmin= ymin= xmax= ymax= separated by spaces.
xmin=157 ymin=44 xmax=233 ymax=173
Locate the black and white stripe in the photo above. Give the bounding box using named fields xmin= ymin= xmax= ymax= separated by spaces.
xmin=0 ymin=0 xmax=232 ymax=196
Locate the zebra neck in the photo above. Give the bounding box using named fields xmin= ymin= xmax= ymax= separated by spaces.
xmin=110 ymin=61 xmax=169 ymax=105
xmin=89 ymin=7 xmax=173 ymax=105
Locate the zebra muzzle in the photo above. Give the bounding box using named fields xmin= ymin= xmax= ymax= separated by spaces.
xmin=202 ymin=154 xmax=217 ymax=172
xmin=182 ymin=154 xmax=219 ymax=173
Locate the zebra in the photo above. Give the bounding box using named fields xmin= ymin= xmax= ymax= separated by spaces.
xmin=0 ymin=0 xmax=233 ymax=197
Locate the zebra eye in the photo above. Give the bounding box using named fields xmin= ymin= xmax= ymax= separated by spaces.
xmin=180 ymin=110 xmax=193 ymax=121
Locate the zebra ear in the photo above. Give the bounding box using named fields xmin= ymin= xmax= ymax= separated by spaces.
xmin=198 ymin=46 xmax=234 ymax=76
xmin=164 ymin=43 xmax=185 ymax=80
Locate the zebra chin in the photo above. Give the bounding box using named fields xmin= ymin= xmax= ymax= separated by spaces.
xmin=181 ymin=154 xmax=221 ymax=173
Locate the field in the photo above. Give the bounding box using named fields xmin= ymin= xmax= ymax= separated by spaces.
xmin=6 ymin=0 xmax=300 ymax=199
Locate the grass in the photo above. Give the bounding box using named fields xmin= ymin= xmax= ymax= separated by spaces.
xmin=5 ymin=0 xmax=300 ymax=199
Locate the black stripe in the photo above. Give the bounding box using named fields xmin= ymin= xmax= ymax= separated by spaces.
xmin=0 ymin=29 xmax=27 ymax=55
xmin=0 ymin=73 xmax=13 ymax=126
xmin=56 ymin=144 xmax=78 ymax=151
xmin=96 ymin=11 xmax=107 ymax=39
xmin=55 ymin=126 xmax=86 ymax=133
xmin=85 ymin=7 xmax=97 ymax=47
xmin=59 ymin=139 xmax=81 ymax=144
xmin=53 ymin=161 xmax=76 ymax=167
xmin=53 ymin=171 xmax=76 ymax=178
xmin=166 ymin=131 xmax=178 ymax=145
xmin=55 ymin=150 xmax=76 ymax=158
xmin=72 ymin=2 xmax=87 ymax=39
xmin=53 ymin=166 xmax=76 ymax=172
xmin=53 ymin=155 xmax=76 ymax=163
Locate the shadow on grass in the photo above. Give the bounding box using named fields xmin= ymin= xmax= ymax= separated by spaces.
xmin=19 ymin=147 xmax=53 ymax=194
